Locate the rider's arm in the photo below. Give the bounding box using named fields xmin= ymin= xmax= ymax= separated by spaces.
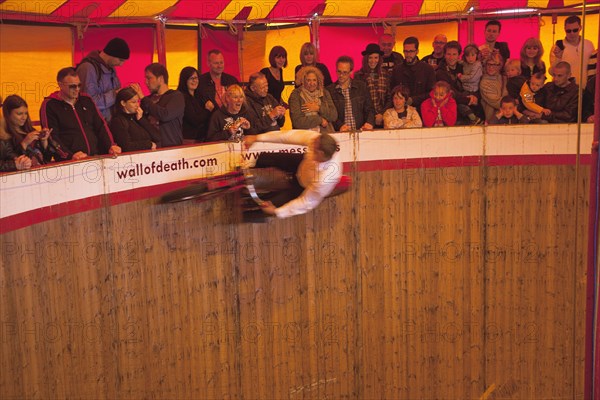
xmin=254 ymin=129 xmax=318 ymax=146
xmin=274 ymin=158 xmax=342 ymax=219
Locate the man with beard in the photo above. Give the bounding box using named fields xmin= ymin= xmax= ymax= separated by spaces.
xmin=131 ymin=63 xmax=184 ymax=148
xmin=389 ymin=36 xmax=436 ymax=110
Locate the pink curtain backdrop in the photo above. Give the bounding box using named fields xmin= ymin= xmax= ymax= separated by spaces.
xmin=458 ymin=17 xmax=540 ymax=61
xmin=74 ymin=27 xmax=154 ymax=95
xmin=319 ymin=25 xmax=389 ymax=81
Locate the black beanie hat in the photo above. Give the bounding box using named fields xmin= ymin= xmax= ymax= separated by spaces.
xmin=103 ymin=38 xmax=130 ymax=60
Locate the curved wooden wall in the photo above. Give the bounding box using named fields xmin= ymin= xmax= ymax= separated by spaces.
xmin=0 ymin=126 xmax=592 ymax=399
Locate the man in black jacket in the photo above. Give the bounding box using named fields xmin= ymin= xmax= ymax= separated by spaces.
xmin=245 ymin=72 xmax=286 ymax=133
xmin=583 ymin=74 xmax=596 ymax=123
xmin=40 ymin=67 xmax=121 ymax=161
xmin=540 ymin=61 xmax=579 ymax=123
xmin=379 ymin=34 xmax=404 ymax=73
xmin=435 ymin=41 xmax=481 ymax=123
xmin=198 ymin=49 xmax=239 ymax=116
xmin=326 ymin=56 xmax=375 ymax=132
xmin=389 ymin=37 xmax=436 ymax=111
xmin=479 ymin=20 xmax=510 ymax=65
xmin=131 ymin=63 xmax=184 ymax=148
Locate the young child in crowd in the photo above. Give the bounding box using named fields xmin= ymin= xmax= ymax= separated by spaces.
xmin=520 ymin=71 xmax=550 ymax=122
xmin=504 ymin=59 xmax=527 ymax=110
xmin=488 ymin=96 xmax=530 ymax=124
xmin=459 ymin=44 xmax=483 ymax=93
xmin=383 ymin=85 xmax=423 ymax=129
xmin=421 ymin=81 xmax=457 ymax=127
xmin=457 ymin=44 xmax=483 ymax=124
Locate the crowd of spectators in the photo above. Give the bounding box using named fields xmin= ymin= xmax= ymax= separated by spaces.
xmin=0 ymin=16 xmax=597 ymax=172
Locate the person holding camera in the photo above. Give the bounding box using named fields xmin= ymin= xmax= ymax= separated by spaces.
xmin=3 ymin=94 xmax=71 ymax=166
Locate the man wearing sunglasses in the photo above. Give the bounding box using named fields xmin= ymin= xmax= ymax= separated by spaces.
xmin=551 ymin=15 xmax=595 ymax=89
xmin=40 ymin=67 xmax=121 ymax=161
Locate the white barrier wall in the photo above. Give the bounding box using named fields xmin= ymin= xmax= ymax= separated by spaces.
xmin=0 ymin=125 xmax=593 ymax=233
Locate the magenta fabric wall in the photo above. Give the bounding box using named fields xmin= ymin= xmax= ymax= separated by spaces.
xmin=198 ymin=28 xmax=241 ymax=80
xmin=74 ymin=27 xmax=154 ymax=95
xmin=319 ymin=25 xmax=387 ymax=81
xmin=458 ymin=17 xmax=539 ymax=60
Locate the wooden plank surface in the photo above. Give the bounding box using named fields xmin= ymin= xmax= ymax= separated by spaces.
xmin=0 ymin=164 xmax=589 ymax=399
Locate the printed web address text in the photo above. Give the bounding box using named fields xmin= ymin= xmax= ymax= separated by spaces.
xmin=115 ymin=148 xmax=307 ymax=182
xmin=116 ymin=158 xmax=219 ymax=180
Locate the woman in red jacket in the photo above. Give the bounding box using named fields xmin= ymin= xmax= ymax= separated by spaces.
xmin=420 ymin=81 xmax=457 ymax=127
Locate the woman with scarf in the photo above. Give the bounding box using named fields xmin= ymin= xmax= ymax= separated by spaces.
xmin=354 ymin=43 xmax=390 ymax=128
xmin=288 ymin=66 xmax=337 ymax=133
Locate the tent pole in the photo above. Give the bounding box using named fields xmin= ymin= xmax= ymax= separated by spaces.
xmin=584 ymin=14 xmax=600 ymax=400
xmin=310 ymin=18 xmax=321 ymax=62
xmin=197 ymin=23 xmax=203 ymax=72
xmin=467 ymin=12 xmax=474 ymax=44
xmin=155 ymin=20 xmax=167 ymax=67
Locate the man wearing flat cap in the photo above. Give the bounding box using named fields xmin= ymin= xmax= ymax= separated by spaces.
xmin=77 ymin=37 xmax=130 ymax=121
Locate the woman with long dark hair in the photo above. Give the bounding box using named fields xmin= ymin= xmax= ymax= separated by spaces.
xmin=110 ymin=87 xmax=160 ymax=152
xmin=261 ymin=46 xmax=288 ymax=104
xmin=177 ymin=66 xmax=210 ymax=142
xmin=2 ymin=94 xmax=70 ymax=165
xmin=354 ymin=43 xmax=390 ymax=128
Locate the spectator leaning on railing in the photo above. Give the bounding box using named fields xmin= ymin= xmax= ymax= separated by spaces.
xmin=40 ymin=67 xmax=121 ymax=161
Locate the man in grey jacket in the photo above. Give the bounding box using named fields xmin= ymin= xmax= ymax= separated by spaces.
xmin=77 ymin=37 xmax=130 ymax=121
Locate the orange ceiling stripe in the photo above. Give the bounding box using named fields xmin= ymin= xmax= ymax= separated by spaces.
xmin=323 ymin=0 xmax=376 ymax=17
xmin=0 ymin=0 xmax=67 ymax=15
xmin=419 ymin=0 xmax=470 ymax=15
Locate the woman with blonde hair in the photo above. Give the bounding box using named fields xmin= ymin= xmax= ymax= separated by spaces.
xmin=288 ymin=66 xmax=337 ymax=133
xmin=294 ymin=42 xmax=333 ymax=87
xmin=207 ymin=84 xmax=256 ymax=141
xmin=520 ymin=37 xmax=546 ymax=79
